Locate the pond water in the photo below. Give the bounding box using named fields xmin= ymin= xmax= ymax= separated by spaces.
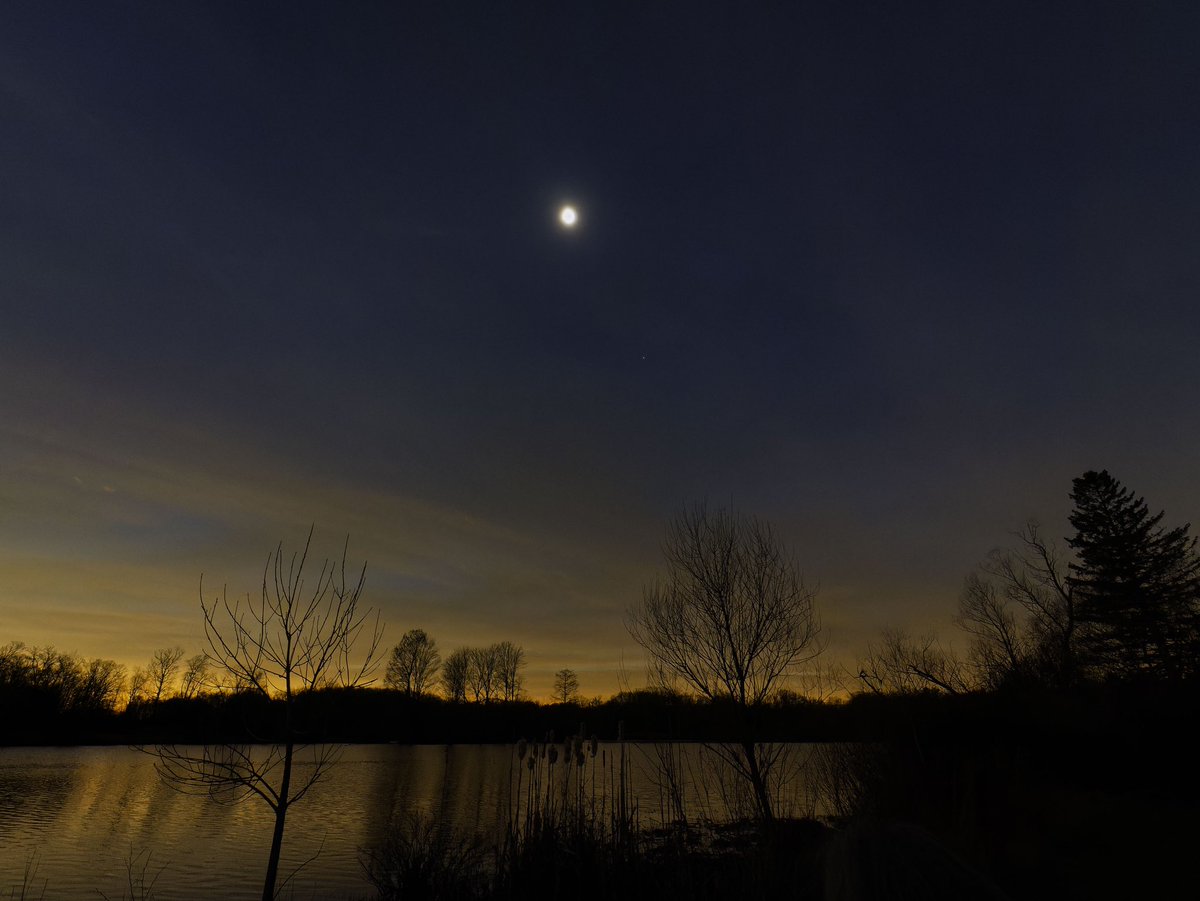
xmin=0 ymin=743 xmax=825 ymax=900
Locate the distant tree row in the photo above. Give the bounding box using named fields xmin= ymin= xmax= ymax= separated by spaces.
xmin=126 ymin=646 xmax=213 ymax=708
xmin=0 ymin=642 xmax=126 ymax=714
xmin=383 ymin=629 xmax=529 ymax=702
xmin=0 ymin=641 xmax=219 ymax=716
xmin=6 ymin=628 xmax=565 ymax=715
xmin=859 ymin=469 xmax=1200 ymax=693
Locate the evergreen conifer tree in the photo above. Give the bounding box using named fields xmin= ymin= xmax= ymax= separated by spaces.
xmin=1067 ymin=470 xmax=1199 ymax=679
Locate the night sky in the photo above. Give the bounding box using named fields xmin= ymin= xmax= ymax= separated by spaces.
xmin=3 ymin=2 xmax=1199 ymax=697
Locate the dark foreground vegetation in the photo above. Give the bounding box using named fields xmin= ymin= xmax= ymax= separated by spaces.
xmin=350 ymin=683 xmax=1196 ymax=901
xmin=3 ymin=680 xmax=1196 ymax=900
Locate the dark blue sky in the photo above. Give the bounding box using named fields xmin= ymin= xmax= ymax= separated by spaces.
xmin=3 ymin=2 xmax=1199 ymax=695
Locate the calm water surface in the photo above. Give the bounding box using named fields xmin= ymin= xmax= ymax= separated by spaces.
xmin=0 ymin=743 xmax=822 ymax=900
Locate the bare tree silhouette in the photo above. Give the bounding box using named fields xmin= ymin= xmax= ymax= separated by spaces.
xmin=179 ymin=653 xmax=210 ymax=699
xmin=152 ymin=528 xmax=382 ymax=901
xmin=384 ymin=629 xmax=441 ymax=696
xmin=126 ymin=666 xmax=151 ymax=710
xmin=440 ymin=643 xmax=526 ymax=702
xmin=147 ymin=647 xmax=185 ymax=703
xmin=442 ymin=648 xmax=470 ymax=701
xmin=552 ymin=667 xmax=580 ymax=704
xmin=957 ymin=520 xmax=1078 ymax=689
xmin=627 ymin=503 xmax=822 ymax=821
xmin=857 ymin=628 xmax=968 ymax=695
xmin=493 ymin=641 xmax=525 ymax=701
xmin=466 ymin=646 xmax=498 ymax=702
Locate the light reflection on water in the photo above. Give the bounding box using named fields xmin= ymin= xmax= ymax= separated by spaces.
xmin=0 ymin=743 xmax=821 ymax=900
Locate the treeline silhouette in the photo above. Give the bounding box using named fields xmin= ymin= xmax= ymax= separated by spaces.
xmin=6 ymin=468 xmax=1200 ymax=749
xmin=858 ymin=469 xmax=1200 ymax=694
xmin=0 ymin=642 xmax=126 ymax=742
xmin=6 ymin=656 xmax=1200 ymax=753
xmin=839 ymin=470 xmax=1200 ymax=900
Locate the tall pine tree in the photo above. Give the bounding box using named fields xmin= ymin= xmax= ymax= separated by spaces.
xmin=1067 ymin=470 xmax=1200 ymax=680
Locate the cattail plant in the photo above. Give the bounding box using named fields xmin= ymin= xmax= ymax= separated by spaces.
xmin=500 ymin=727 xmax=647 ymax=899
